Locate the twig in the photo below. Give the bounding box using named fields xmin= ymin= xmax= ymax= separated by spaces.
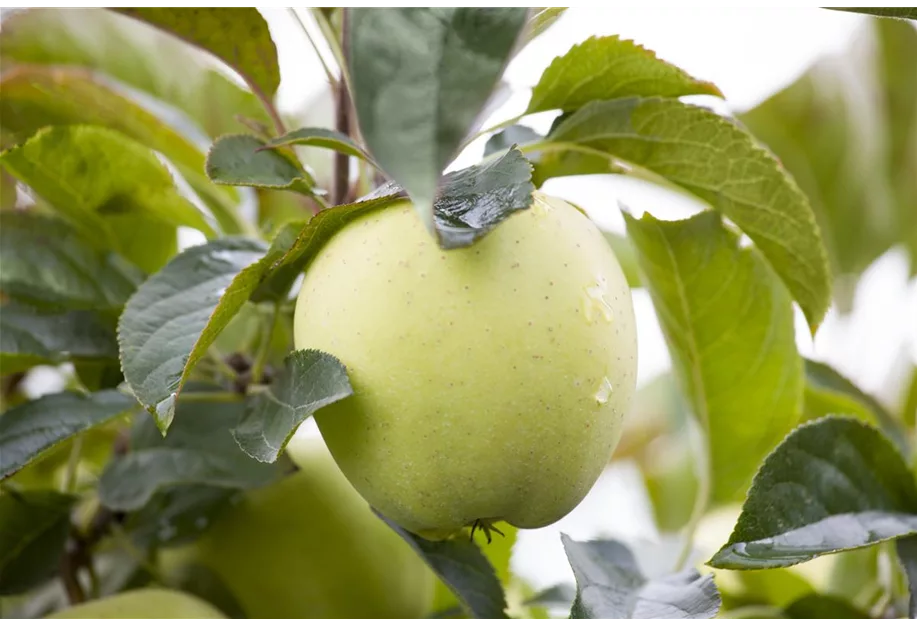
xmin=333 ymin=11 xmax=352 ymax=206
xmin=58 ymin=539 xmax=86 ymax=605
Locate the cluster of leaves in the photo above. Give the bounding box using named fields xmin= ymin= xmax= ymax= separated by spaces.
xmin=1 ymin=6 xmax=915 ymax=620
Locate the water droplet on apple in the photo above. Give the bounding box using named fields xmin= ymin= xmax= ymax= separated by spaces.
xmin=594 ymin=376 xmax=613 ymax=405
xmin=583 ymin=274 xmax=615 ymax=324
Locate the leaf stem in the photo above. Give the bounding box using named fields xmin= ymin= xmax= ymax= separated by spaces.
xmin=673 ymin=419 xmax=711 ymax=571
xmin=250 ymin=302 xmax=281 ymax=384
xmin=62 ymin=435 xmax=84 ymax=493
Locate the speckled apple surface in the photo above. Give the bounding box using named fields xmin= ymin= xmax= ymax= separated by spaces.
xmin=46 ymin=589 xmax=225 ymax=619
xmin=295 ymin=191 xmax=638 ymax=539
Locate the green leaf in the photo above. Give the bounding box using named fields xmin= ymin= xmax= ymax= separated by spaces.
xmin=828 ymin=7 xmax=917 ymax=21
xmin=0 ymin=390 xmax=134 ymax=480
xmin=0 ymin=304 xmax=118 ymax=375
xmin=163 ymin=561 xmax=247 ymax=619
xmin=0 ymin=490 xmax=77 ymax=595
xmin=782 ymin=594 xmax=870 ymax=619
xmin=206 ymin=134 xmax=318 ymax=196
xmin=625 ymin=210 xmax=802 ymax=502
xmin=375 ymin=510 xmax=508 ymax=619
xmin=520 ymin=8 xmax=567 ymax=49
xmin=126 ymin=485 xmax=238 ymax=548
xmin=232 ymin=349 xmax=352 ymax=463
xmin=259 ymin=127 xmax=376 ymax=165
xmin=898 ymin=535 xmax=917 ymax=618
xmin=804 ymin=359 xmax=909 ymax=455
xmin=0 ymin=126 xmax=215 ymax=273
xmin=98 ymin=399 xmax=286 ymax=512
xmin=562 ymin=535 xmax=720 ymax=619
xmin=0 ymin=65 xmax=240 ymax=235
xmin=602 ymin=232 xmax=642 ymax=288
xmin=248 ymin=220 xmax=309 ymax=302
xmin=118 ymin=237 xmax=280 ymax=433
xmin=112 ymin=8 xmax=280 ymax=99
xmin=347 ymin=8 xmax=528 ymax=233
xmin=433 ymin=147 xmax=534 ymax=249
xmin=1 ymin=166 xmax=17 ymax=209
xmin=527 ymin=36 xmax=721 ymax=114
xmin=550 ymin=97 xmax=832 ymax=330
xmin=0 ymin=212 xmax=143 ymax=310
xmin=0 ymin=8 xmax=268 ymax=138
xmin=709 ymin=416 xmax=917 ymax=570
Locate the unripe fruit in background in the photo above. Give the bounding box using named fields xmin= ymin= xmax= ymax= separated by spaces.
xmin=294 ymin=191 xmax=638 ymax=539
xmin=180 ymin=437 xmax=434 ymax=619
xmin=45 ymin=589 xmax=225 ymax=619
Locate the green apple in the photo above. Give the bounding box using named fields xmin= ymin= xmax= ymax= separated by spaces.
xmin=46 ymin=589 xmax=224 ymax=619
xmin=294 ymin=191 xmax=638 ymax=539
xmin=184 ymin=437 xmax=434 ymax=619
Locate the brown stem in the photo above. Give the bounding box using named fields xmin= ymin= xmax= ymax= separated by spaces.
xmin=333 ymin=12 xmax=351 ymax=206
xmin=58 ymin=539 xmax=85 ymax=605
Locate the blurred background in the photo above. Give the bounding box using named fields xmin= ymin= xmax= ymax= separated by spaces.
xmin=5 ymin=6 xmax=916 ymax=602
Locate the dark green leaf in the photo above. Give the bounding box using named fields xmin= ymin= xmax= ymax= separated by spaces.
xmin=550 ymin=97 xmax=832 ymax=331
xmin=259 ymin=127 xmax=376 ymax=165
xmin=118 ymin=237 xmax=282 ymax=433
xmin=206 ymin=134 xmax=317 ymax=196
xmin=0 ymin=66 xmax=241 ymax=235
xmin=483 ymin=125 xmax=542 ymax=157
xmin=0 ymin=126 xmax=215 ymax=273
xmin=528 ymin=36 xmax=721 ymax=114
xmin=524 ymin=583 xmax=577 ymax=609
xmin=376 ymin=510 xmax=508 ymax=619
xmin=783 ymin=594 xmax=870 ymax=619
xmin=126 ymin=485 xmax=238 ymax=548
xmin=0 ymin=8 xmax=268 ymax=138
xmin=0 ymin=390 xmax=134 ymax=479
xmin=898 ymin=535 xmax=917 ymax=618
xmin=828 ymin=7 xmax=917 ymax=21
xmin=0 ymin=304 xmax=118 ymax=375
xmin=804 ymin=359 xmax=909 ymax=455
xmin=98 ymin=400 xmax=285 ymax=511
xmin=0 ymin=212 xmax=143 ymax=310
xmin=625 ymin=210 xmax=802 ymax=502
xmin=347 ymin=8 xmax=528 ymax=233
xmin=433 ymin=148 xmax=534 ymax=249
xmin=0 ymin=490 xmax=76 ymax=595
xmin=562 ymin=534 xmax=720 ymax=619
xmin=710 ymin=416 xmax=917 ymax=570
xmin=233 ymin=349 xmax=352 ymax=463
xmin=113 ymin=8 xmax=280 ymax=98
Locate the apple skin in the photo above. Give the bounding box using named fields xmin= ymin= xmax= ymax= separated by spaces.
xmin=186 ymin=438 xmax=434 ymax=619
xmin=45 ymin=589 xmax=225 ymax=619
xmin=294 ymin=191 xmax=638 ymax=539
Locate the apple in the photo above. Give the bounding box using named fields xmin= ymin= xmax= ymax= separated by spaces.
xmin=294 ymin=191 xmax=638 ymax=539
xmin=181 ymin=437 xmax=434 ymax=619
xmin=45 ymin=589 xmax=224 ymax=619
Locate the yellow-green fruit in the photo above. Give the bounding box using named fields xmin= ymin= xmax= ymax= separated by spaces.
xmin=294 ymin=191 xmax=638 ymax=538
xmin=189 ymin=438 xmax=434 ymax=618
xmin=45 ymin=589 xmax=224 ymax=619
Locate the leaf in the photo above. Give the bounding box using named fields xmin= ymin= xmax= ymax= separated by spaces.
xmin=804 ymin=359 xmax=909 ymax=455
xmin=113 ymin=8 xmax=280 ymax=99
xmin=782 ymin=594 xmax=870 ymax=619
xmin=347 ymin=8 xmax=528 ymax=233
xmin=828 ymin=7 xmax=917 ymax=21
xmin=0 ymin=390 xmax=134 ymax=479
xmin=248 ymin=220 xmax=310 ymax=302
xmin=206 ymin=134 xmax=317 ymax=196
xmin=0 ymin=490 xmax=77 ymax=595
xmin=562 ymin=535 xmax=720 ymax=619
xmin=97 ymin=399 xmax=286 ymax=512
xmin=0 ymin=211 xmax=143 ymax=310
xmin=550 ymin=97 xmax=832 ymax=330
xmin=528 ymin=36 xmax=722 ymax=114
xmin=0 ymin=8 xmax=268 ymax=138
xmin=483 ymin=125 xmax=543 ymax=157
xmin=625 ymin=210 xmax=802 ymax=502
xmin=433 ymin=147 xmax=534 ymax=249
xmin=520 ymin=8 xmax=567 ymax=49
xmin=0 ymin=303 xmax=118 ymax=375
xmin=525 ymin=583 xmax=577 ymax=609
xmin=232 ymin=350 xmax=352 ymax=463
xmin=118 ymin=237 xmax=279 ymax=433
xmin=898 ymin=535 xmax=917 ymax=618
xmin=0 ymin=65 xmax=240 ymax=234
xmin=709 ymin=416 xmax=917 ymax=570
xmin=0 ymin=126 xmax=215 ymax=273
xmin=376 ymin=511 xmax=508 ymax=619
xmin=126 ymin=485 xmax=238 ymax=548
xmin=602 ymin=232 xmax=642 ymax=288
xmin=259 ymin=127 xmax=376 ymax=165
